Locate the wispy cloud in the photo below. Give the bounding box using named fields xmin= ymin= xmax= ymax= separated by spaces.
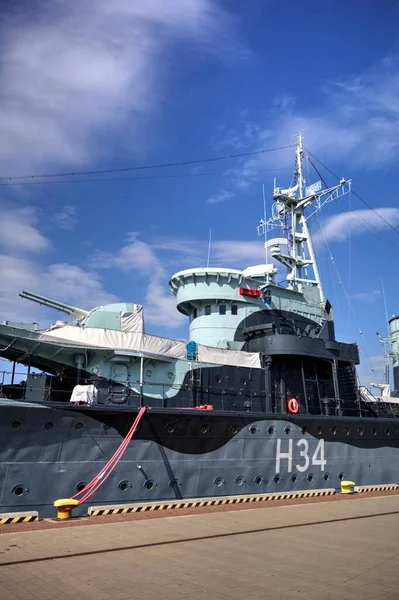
xmin=0 ymin=0 xmax=242 ymax=174
xmin=89 ymin=233 xmax=185 ymax=328
xmin=0 ymin=207 xmax=49 ymax=253
xmin=91 ymin=233 xmax=165 ymax=278
xmin=53 ymin=205 xmax=77 ymax=230
xmin=207 ymin=190 xmax=234 ymax=204
xmin=0 ymin=208 xmax=116 ymax=322
xmin=215 ymin=55 xmax=399 ymax=191
xmin=274 ymin=93 xmax=296 ymax=111
xmin=351 ymin=289 xmax=381 ymax=303
xmin=315 ymin=208 xmax=399 ymax=243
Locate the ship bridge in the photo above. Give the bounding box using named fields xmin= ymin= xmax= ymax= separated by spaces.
xmin=169 ymin=265 xmax=277 ymax=350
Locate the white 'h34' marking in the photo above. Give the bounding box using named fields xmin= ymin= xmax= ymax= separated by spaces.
xmin=276 ymin=438 xmax=326 ymax=473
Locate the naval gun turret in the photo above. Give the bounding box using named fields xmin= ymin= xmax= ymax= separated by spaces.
xmin=19 ymin=291 xmax=89 ymax=320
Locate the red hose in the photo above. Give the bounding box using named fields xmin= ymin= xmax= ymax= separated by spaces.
xmin=71 ymin=406 xmax=147 ymax=504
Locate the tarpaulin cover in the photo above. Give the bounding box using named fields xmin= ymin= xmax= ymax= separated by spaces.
xmin=42 ymin=326 xmax=261 ymax=369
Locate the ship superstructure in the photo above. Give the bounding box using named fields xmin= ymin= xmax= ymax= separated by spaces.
xmin=0 ymin=136 xmax=398 ymax=518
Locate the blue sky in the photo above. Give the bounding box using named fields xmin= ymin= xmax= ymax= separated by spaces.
xmin=1 ymin=0 xmax=399 ymax=387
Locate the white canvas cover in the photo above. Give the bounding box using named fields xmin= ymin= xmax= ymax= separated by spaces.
xmin=70 ymin=384 xmax=97 ymax=405
xmin=42 ymin=326 xmax=261 ymax=369
xmin=120 ymin=306 xmax=144 ymax=333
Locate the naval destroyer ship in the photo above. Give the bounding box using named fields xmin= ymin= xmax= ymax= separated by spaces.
xmin=1 ymin=137 xmax=399 ymax=517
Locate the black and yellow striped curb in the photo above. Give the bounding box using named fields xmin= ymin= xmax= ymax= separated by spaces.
xmin=355 ymin=484 xmax=399 ymax=493
xmin=0 ymin=513 xmax=39 ymax=525
xmin=89 ymin=489 xmax=335 ymax=517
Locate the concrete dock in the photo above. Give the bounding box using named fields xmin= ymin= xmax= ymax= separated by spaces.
xmin=0 ymin=494 xmax=398 ymax=600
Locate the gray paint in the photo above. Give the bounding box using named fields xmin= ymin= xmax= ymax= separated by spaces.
xmin=1 ymin=401 xmax=398 ymax=518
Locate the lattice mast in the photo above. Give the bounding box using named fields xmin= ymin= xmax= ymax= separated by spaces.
xmin=259 ymin=134 xmax=351 ymax=302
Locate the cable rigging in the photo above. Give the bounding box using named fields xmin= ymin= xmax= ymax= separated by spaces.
xmin=306 ymin=149 xmax=399 ymax=238
xmin=0 ymin=144 xmax=295 ymax=182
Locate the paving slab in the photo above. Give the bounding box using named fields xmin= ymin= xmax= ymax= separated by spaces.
xmin=0 ymin=495 xmax=398 ymax=600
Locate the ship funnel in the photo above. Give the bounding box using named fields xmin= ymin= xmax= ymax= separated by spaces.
xmin=19 ymin=291 xmax=89 ymax=320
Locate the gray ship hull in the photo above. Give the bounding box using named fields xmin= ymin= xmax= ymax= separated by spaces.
xmin=1 ymin=400 xmax=399 ymax=518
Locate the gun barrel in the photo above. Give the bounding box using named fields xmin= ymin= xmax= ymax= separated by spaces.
xmin=19 ymin=291 xmax=89 ymax=319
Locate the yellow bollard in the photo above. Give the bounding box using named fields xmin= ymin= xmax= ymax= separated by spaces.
xmin=54 ymin=498 xmax=80 ymax=519
xmin=340 ymin=480 xmax=356 ymax=494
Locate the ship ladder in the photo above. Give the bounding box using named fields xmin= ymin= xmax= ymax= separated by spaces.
xmin=54 ymin=406 xmax=147 ymax=519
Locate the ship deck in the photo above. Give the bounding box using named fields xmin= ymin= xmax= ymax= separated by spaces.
xmin=0 ymin=493 xmax=398 ymax=600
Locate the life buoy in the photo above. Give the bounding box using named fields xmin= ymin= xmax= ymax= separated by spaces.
xmin=287 ymin=398 xmax=299 ymax=414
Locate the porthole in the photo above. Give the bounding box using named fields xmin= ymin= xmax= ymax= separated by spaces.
xmin=291 ymin=474 xmax=298 ymax=483
xmin=235 ymin=476 xmax=244 ymax=486
xmin=215 ymin=375 xmax=222 ymax=383
xmin=44 ymin=421 xmax=54 ymax=430
xmin=358 ymin=427 xmax=364 ymax=436
xmin=214 ymin=477 xmax=224 ymax=487
xmin=230 ymin=424 xmax=240 ymax=435
xmin=144 ymin=479 xmax=155 ymax=491
xmin=166 ymin=422 xmax=176 ymax=434
xmin=254 ymin=475 xmax=263 ymax=485
xmin=301 ymin=426 xmax=307 ymax=435
xmin=285 ymin=426 xmax=291 ymax=435
xmin=385 ymin=428 xmax=391 ymax=437
xmin=167 ymin=372 xmax=173 ymax=380
xmin=338 ymin=472 xmax=345 ymax=481
xmin=240 ymin=378 xmax=247 ymax=385
xmin=344 ymin=427 xmax=350 ymax=436
xmin=323 ymin=473 xmax=330 ymax=481
xmin=372 ymin=428 xmax=378 ymax=436
xmin=307 ymin=473 xmax=314 ymax=482
xmin=119 ymin=480 xmax=130 ymax=492
xmin=145 ymin=369 xmax=152 ymax=378
xmin=330 ymin=426 xmax=337 ymax=435
xmin=200 ymin=424 xmax=210 ymax=434
xmin=316 ymin=427 xmax=322 ymax=436
xmin=250 ymin=426 xmax=257 ymax=435
xmin=11 ymin=421 xmax=21 ymax=429
xmin=268 ymin=425 xmax=275 ymax=435
xmin=75 ymin=422 xmax=84 ymax=430
xmin=274 ymin=475 xmax=280 ymax=484
xmin=11 ymin=483 xmax=28 ymax=496
xmin=76 ymin=481 xmax=87 ymax=492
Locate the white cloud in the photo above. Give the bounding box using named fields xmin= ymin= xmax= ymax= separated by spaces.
xmin=217 ymin=55 xmax=399 ymax=191
xmin=351 ymin=289 xmax=381 ymax=303
xmin=212 ymin=240 xmax=265 ymax=266
xmin=91 ymin=234 xmax=268 ymax=328
xmin=154 ymin=236 xmax=266 ymax=269
xmin=89 ymin=233 xmax=182 ymax=327
xmin=91 ymin=233 xmax=165 ymax=278
xmin=316 ymin=208 xmax=399 ymax=243
xmin=144 ymin=282 xmax=185 ymax=329
xmin=0 ymin=255 xmax=117 ymax=323
xmin=274 ymin=93 xmax=296 ymax=111
xmin=0 ymin=0 xmax=242 ymax=174
xmin=207 ymin=190 xmax=234 ymax=204
xmin=53 ymin=205 xmax=76 ymax=230
xmin=0 ymin=208 xmax=117 ymax=323
xmin=0 ymin=207 xmax=49 ymax=253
